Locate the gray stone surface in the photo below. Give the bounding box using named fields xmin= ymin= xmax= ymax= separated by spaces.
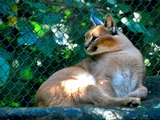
xmin=0 ymin=107 xmax=160 ymax=120
xmin=0 ymin=76 xmax=160 ymax=120
xmin=142 ymin=76 xmax=160 ymax=108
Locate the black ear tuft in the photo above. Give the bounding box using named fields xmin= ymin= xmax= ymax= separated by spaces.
xmin=91 ymin=9 xmax=103 ymax=26
xmin=112 ymin=26 xmax=119 ymax=35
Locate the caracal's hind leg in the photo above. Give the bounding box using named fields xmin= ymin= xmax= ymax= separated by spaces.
xmin=127 ymin=69 xmax=148 ymax=100
xmin=126 ymin=85 xmax=148 ymax=100
xmin=76 ymin=85 xmax=141 ymax=106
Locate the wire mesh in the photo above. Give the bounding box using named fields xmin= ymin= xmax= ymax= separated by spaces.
xmin=0 ymin=0 xmax=159 ymax=107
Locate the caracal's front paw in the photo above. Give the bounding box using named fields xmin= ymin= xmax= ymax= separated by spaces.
xmin=127 ymin=98 xmax=141 ymax=107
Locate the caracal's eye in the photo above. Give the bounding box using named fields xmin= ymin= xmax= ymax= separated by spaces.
xmin=91 ymin=36 xmax=98 ymax=42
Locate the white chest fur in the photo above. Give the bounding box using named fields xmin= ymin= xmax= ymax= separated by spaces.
xmin=112 ymin=69 xmax=136 ymax=98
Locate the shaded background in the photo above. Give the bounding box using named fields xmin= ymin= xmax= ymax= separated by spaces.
xmin=0 ymin=0 xmax=159 ymax=107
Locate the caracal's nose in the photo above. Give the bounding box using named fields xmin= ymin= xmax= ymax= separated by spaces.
xmin=84 ymin=43 xmax=89 ymax=50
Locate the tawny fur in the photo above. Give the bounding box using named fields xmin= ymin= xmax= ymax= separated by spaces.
xmin=35 ymin=14 xmax=148 ymax=107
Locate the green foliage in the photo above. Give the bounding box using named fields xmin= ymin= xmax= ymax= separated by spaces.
xmin=0 ymin=0 xmax=159 ymax=107
xmin=0 ymin=56 xmax=10 ymax=86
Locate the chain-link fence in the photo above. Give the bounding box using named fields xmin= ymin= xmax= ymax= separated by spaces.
xmin=0 ymin=0 xmax=159 ymax=107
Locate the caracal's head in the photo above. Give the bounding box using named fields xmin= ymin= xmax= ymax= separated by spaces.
xmin=84 ymin=13 xmax=123 ymax=55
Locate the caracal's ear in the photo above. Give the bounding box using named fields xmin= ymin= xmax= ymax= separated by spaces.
xmin=104 ymin=14 xmax=118 ymax=35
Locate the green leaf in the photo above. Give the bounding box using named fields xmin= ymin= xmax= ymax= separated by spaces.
xmin=1 ymin=102 xmax=7 ymax=107
xmin=121 ymin=17 xmax=151 ymax=35
xmin=30 ymin=21 xmax=45 ymax=37
xmin=61 ymin=47 xmax=73 ymax=59
xmin=0 ymin=22 xmax=6 ymax=29
xmin=5 ymin=0 xmax=15 ymax=6
xmin=11 ymin=102 xmax=19 ymax=107
xmin=0 ymin=2 xmax=8 ymax=14
xmin=0 ymin=47 xmax=13 ymax=60
xmin=0 ymin=1 xmax=15 ymax=15
xmin=113 ymin=4 xmax=132 ymax=13
xmin=143 ymin=28 xmax=159 ymax=44
xmin=0 ymin=80 xmax=24 ymax=101
xmin=17 ymin=20 xmax=33 ymax=35
xmin=65 ymin=9 xmax=71 ymax=16
xmin=51 ymin=5 xmax=61 ymax=12
xmin=23 ymin=0 xmax=33 ymax=7
xmin=17 ymin=32 xmax=38 ymax=45
xmin=73 ymin=46 xmax=87 ymax=58
xmin=64 ymin=0 xmax=72 ymax=5
xmin=19 ymin=68 xmax=33 ymax=80
xmin=38 ymin=78 xmax=44 ymax=84
xmin=33 ymin=2 xmax=47 ymax=11
xmin=108 ymin=0 xmax=116 ymax=5
xmin=36 ymin=38 xmax=57 ymax=58
xmin=0 ymin=56 xmax=10 ymax=86
xmin=43 ymin=14 xmax=62 ymax=25
xmin=23 ymin=68 xmax=33 ymax=80
xmin=140 ymin=12 xmax=153 ymax=26
xmin=81 ymin=22 xmax=87 ymax=27
xmin=74 ymin=0 xmax=84 ymax=8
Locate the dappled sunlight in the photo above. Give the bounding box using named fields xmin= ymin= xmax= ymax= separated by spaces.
xmin=88 ymin=107 xmax=123 ymax=119
xmin=144 ymin=58 xmax=151 ymax=67
xmin=150 ymin=43 xmax=160 ymax=53
xmin=61 ymin=73 xmax=96 ymax=94
xmin=51 ymin=24 xmax=78 ymax=50
xmin=144 ymin=43 xmax=160 ymax=67
xmin=133 ymin=12 xmax=141 ymax=22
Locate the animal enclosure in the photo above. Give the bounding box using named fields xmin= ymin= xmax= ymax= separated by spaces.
xmin=0 ymin=0 xmax=159 ymax=107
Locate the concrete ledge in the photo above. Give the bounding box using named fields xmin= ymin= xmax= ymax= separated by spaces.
xmin=0 ymin=107 xmax=160 ymax=120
